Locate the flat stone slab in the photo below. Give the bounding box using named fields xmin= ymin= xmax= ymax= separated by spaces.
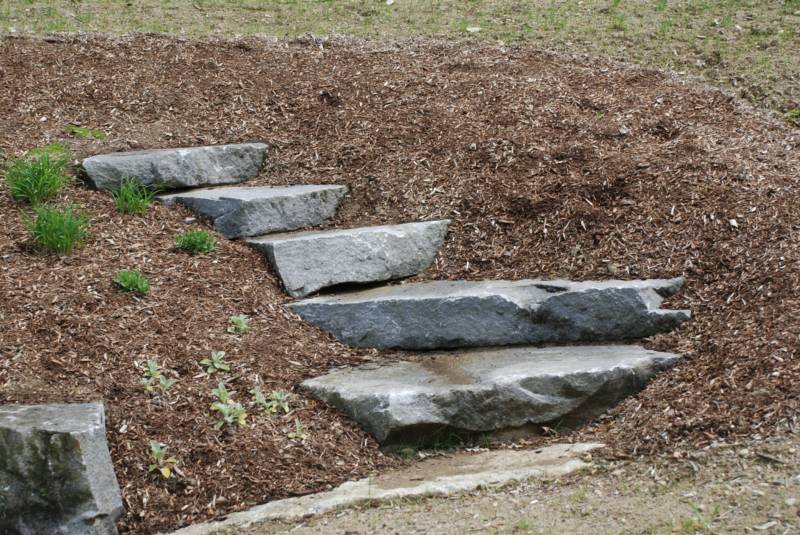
xmin=82 ymin=143 xmax=268 ymax=191
xmin=248 ymin=220 xmax=450 ymax=297
xmin=302 ymin=345 xmax=679 ymax=445
xmin=170 ymin=442 xmax=602 ymax=535
xmin=290 ymin=278 xmax=690 ymax=349
xmin=0 ymin=402 xmax=123 ymax=535
xmin=158 ymin=184 xmax=347 ymax=239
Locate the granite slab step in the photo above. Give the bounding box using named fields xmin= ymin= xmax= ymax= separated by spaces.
xmin=290 ymin=278 xmax=690 ymax=349
xmin=248 ymin=220 xmax=450 ymax=297
xmin=158 ymin=184 xmax=348 ymax=239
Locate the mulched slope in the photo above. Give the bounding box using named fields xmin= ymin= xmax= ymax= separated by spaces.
xmin=1 ymin=34 xmax=798 ymax=532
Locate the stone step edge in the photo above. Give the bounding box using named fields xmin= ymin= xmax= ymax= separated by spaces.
xmin=245 ymin=219 xmax=452 ymax=244
xmin=167 ymin=442 xmax=603 ymax=535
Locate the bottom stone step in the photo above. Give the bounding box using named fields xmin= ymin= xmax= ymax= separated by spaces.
xmin=302 ymin=345 xmax=679 ymax=446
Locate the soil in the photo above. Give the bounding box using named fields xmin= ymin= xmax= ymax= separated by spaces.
xmin=1 ymin=34 xmax=799 ymax=534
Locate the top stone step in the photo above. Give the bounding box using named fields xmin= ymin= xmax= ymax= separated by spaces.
xmin=82 ymin=143 xmax=268 ymax=191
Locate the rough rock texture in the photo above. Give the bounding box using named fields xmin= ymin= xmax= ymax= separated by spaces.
xmin=171 ymin=443 xmax=602 ymax=535
xmin=82 ymin=143 xmax=268 ymax=191
xmin=248 ymin=220 xmax=450 ymax=297
xmin=158 ymin=184 xmax=347 ymax=239
xmin=303 ymin=345 xmax=679 ymax=445
xmin=291 ymin=278 xmax=690 ymax=349
xmin=0 ymin=402 xmax=123 ymax=535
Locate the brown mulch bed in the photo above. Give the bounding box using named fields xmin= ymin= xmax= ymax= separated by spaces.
xmin=1 ymin=34 xmax=798 ymax=533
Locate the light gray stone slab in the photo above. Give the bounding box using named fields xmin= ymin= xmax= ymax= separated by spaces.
xmin=290 ymin=278 xmax=690 ymax=349
xmin=0 ymin=402 xmax=123 ymax=535
xmin=248 ymin=220 xmax=450 ymax=297
xmin=302 ymin=345 xmax=679 ymax=445
xmin=82 ymin=143 xmax=268 ymax=191
xmin=169 ymin=442 xmax=602 ymax=535
xmin=158 ymin=184 xmax=347 ymax=239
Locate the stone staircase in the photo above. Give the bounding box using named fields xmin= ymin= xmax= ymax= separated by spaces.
xmin=83 ymin=143 xmax=691 ymax=448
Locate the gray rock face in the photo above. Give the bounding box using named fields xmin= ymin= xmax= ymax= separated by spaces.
xmin=303 ymin=345 xmax=679 ymax=445
xmin=290 ymin=278 xmax=690 ymax=349
xmin=158 ymin=184 xmax=347 ymax=239
xmin=82 ymin=143 xmax=268 ymax=191
xmin=0 ymin=402 xmax=123 ymax=535
xmin=248 ymin=220 xmax=450 ymax=297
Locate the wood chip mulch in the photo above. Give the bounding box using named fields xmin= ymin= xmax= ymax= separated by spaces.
xmin=0 ymin=34 xmax=798 ymax=533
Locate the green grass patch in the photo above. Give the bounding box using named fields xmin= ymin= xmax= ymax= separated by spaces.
xmin=113 ymin=177 xmax=156 ymax=215
xmin=25 ymin=204 xmax=90 ymax=255
xmin=114 ymin=269 xmax=151 ymax=294
xmin=4 ymin=149 xmax=71 ymax=205
xmin=64 ymin=123 xmax=107 ymax=140
xmin=175 ymin=229 xmax=216 ymax=254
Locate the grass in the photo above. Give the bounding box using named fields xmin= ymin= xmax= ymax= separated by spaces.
xmin=114 ymin=269 xmax=151 ymax=295
xmin=175 ymin=229 xmax=216 ymax=254
xmin=3 ymin=149 xmax=71 ymax=205
xmin=25 ymin=204 xmax=90 ymax=255
xmin=113 ymin=177 xmax=156 ymax=215
xmin=63 ymin=123 xmax=106 ymax=140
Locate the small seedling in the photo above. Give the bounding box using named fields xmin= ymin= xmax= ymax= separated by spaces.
xmin=148 ymin=441 xmax=178 ymax=479
xmin=227 ymin=314 xmax=250 ymax=334
xmin=142 ymin=359 xmax=176 ymax=394
xmin=63 ymin=124 xmax=106 ymax=140
xmin=24 ymin=205 xmax=89 ymax=255
xmin=287 ymin=418 xmax=308 ymax=441
xmin=199 ymin=351 xmax=230 ymax=375
xmin=252 ymin=386 xmax=291 ymax=414
xmin=26 ymin=143 xmax=72 ymax=161
xmin=113 ymin=269 xmax=150 ymax=295
xmin=210 ymin=383 xmax=247 ymax=429
xmin=113 ymin=177 xmax=156 ymax=215
xmin=787 ymin=108 xmax=800 ymax=124
xmin=4 ymin=150 xmax=71 ymax=205
xmin=175 ymin=229 xmax=216 ymax=254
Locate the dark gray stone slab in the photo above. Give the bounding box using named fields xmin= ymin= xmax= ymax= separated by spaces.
xmin=248 ymin=220 xmax=449 ymax=297
xmin=0 ymin=402 xmax=123 ymax=535
xmin=290 ymin=278 xmax=690 ymax=349
xmin=302 ymin=345 xmax=679 ymax=445
xmin=159 ymin=184 xmax=347 ymax=239
xmin=82 ymin=143 xmax=268 ymax=191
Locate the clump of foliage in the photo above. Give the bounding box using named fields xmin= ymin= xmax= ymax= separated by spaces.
xmin=227 ymin=314 xmax=250 ymax=334
xmin=113 ymin=177 xmax=156 ymax=215
xmin=148 ymin=441 xmax=178 ymax=479
xmin=786 ymin=108 xmax=800 ymax=125
xmin=175 ymin=229 xmax=216 ymax=254
xmin=287 ymin=418 xmax=308 ymax=441
xmin=210 ymin=383 xmax=247 ymax=429
xmin=252 ymin=386 xmax=291 ymax=415
xmin=4 ymin=148 xmax=71 ymax=205
xmin=63 ymin=124 xmax=106 ymax=140
xmin=199 ymin=351 xmax=230 ymax=375
xmin=113 ymin=269 xmax=150 ymax=295
xmin=142 ymin=359 xmax=176 ymax=394
xmin=24 ymin=205 xmax=89 ymax=255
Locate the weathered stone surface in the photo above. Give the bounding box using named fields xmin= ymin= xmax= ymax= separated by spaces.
xmin=158 ymin=184 xmax=347 ymax=239
xmin=0 ymin=402 xmax=123 ymax=535
xmin=82 ymin=143 xmax=268 ymax=191
xmin=248 ymin=220 xmax=450 ymax=297
xmin=171 ymin=443 xmax=602 ymax=534
xmin=302 ymin=345 xmax=679 ymax=445
xmin=290 ymin=278 xmax=690 ymax=349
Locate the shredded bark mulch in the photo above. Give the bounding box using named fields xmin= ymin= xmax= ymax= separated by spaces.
xmin=1 ymin=34 xmax=798 ymax=533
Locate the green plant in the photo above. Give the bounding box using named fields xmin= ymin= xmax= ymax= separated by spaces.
xmin=148 ymin=441 xmax=178 ymax=479
xmin=63 ymin=123 xmax=107 ymax=140
xmin=113 ymin=269 xmax=150 ymax=295
xmin=142 ymin=359 xmax=176 ymax=394
xmin=175 ymin=229 xmax=216 ymax=254
xmin=787 ymin=107 xmax=800 ymax=124
xmin=199 ymin=351 xmax=230 ymax=375
xmin=4 ymin=151 xmax=71 ymax=205
xmin=252 ymin=386 xmax=291 ymax=414
xmin=227 ymin=314 xmax=250 ymax=334
xmin=287 ymin=418 xmax=308 ymax=441
xmin=27 ymin=143 xmax=72 ymax=161
xmin=24 ymin=205 xmax=89 ymax=255
xmin=113 ymin=177 xmax=156 ymax=215
xmin=210 ymin=383 xmax=247 ymax=429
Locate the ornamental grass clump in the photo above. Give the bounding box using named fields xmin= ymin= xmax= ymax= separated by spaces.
xmin=4 ymin=148 xmax=71 ymax=205
xmin=25 ymin=204 xmax=89 ymax=255
xmin=113 ymin=177 xmax=156 ymax=215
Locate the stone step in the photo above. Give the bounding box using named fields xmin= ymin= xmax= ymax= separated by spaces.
xmin=82 ymin=143 xmax=268 ymax=191
xmin=248 ymin=220 xmax=450 ymax=298
xmin=158 ymin=184 xmax=348 ymax=239
xmin=290 ymin=278 xmax=690 ymax=349
xmin=0 ymin=402 xmax=123 ymax=534
xmin=302 ymin=345 xmax=679 ymax=446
